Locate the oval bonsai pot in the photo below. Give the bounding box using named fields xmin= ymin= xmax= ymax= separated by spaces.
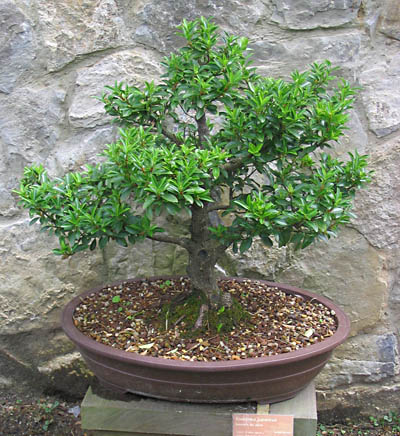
xmin=62 ymin=277 xmax=350 ymax=404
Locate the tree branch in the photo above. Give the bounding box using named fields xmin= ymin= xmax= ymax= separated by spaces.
xmin=196 ymin=114 xmax=210 ymax=148
xmin=207 ymin=203 xmax=231 ymax=212
xmin=221 ymin=156 xmax=246 ymax=173
xmin=146 ymin=233 xmax=191 ymax=250
xmin=161 ymin=127 xmax=183 ymax=146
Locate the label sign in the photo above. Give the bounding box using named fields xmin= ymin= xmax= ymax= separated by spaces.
xmin=233 ymin=414 xmax=294 ymax=436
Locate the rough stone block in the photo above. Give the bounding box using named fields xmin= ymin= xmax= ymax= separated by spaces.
xmin=353 ymin=137 xmax=400 ymax=249
xmin=69 ymin=49 xmax=162 ymax=129
xmin=35 ymin=0 xmax=126 ymax=72
xmin=0 ymin=1 xmax=36 ymax=94
xmin=380 ymin=0 xmax=400 ymax=40
xmin=249 ymin=33 xmax=361 ymax=79
xmin=271 ymin=0 xmax=361 ymax=30
xmin=359 ymin=54 xmax=400 ymax=138
xmin=249 ymin=227 xmax=385 ymax=334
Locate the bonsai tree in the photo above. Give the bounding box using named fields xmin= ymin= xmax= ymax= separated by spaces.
xmin=16 ymin=17 xmax=370 ymax=329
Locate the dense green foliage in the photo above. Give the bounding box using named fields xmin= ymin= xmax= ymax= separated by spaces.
xmin=16 ymin=17 xmax=371 ymax=261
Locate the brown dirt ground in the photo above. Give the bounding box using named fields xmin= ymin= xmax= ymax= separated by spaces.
xmin=0 ymin=389 xmax=84 ymax=436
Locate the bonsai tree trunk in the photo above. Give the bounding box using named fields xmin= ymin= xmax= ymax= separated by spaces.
xmin=187 ymin=244 xmax=220 ymax=308
xmin=186 ymin=205 xmax=230 ymax=328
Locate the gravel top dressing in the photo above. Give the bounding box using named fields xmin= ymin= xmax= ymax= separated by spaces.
xmin=73 ymin=278 xmax=337 ymax=361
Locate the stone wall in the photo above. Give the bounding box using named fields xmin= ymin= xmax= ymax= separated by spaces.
xmin=1 ymin=0 xmax=399 ymax=414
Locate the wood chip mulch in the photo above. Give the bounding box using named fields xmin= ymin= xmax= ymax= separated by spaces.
xmin=73 ymin=277 xmax=337 ymax=362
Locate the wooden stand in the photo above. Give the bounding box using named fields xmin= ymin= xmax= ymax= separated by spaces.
xmin=81 ymin=382 xmax=317 ymax=436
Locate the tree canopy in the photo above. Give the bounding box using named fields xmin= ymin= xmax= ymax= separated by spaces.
xmin=16 ymin=17 xmax=371 ymax=262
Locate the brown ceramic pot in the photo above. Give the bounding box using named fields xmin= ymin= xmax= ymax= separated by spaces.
xmin=61 ymin=277 xmax=350 ymax=403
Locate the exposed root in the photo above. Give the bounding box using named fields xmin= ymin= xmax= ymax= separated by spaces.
xmin=159 ymin=286 xmax=247 ymax=335
xmin=173 ymin=314 xmax=186 ymax=327
xmin=194 ymin=304 xmax=209 ymax=330
xmin=169 ymin=289 xmax=192 ymax=308
xmin=221 ymin=291 xmax=233 ymax=308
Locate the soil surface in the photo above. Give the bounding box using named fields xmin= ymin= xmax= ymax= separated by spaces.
xmin=74 ymin=277 xmax=338 ymax=361
xmin=0 ymin=389 xmax=84 ymax=436
xmin=318 ymin=421 xmax=400 ymax=435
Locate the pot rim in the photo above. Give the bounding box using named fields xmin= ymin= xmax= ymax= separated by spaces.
xmin=62 ymin=276 xmax=350 ymax=372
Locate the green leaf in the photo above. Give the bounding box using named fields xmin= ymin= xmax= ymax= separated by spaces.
xmin=302 ymin=236 xmax=315 ymax=249
xmin=75 ymin=244 xmax=89 ymax=253
xmin=240 ymin=238 xmax=252 ymax=253
xmin=195 ymin=109 xmax=205 ymax=120
xmin=162 ymin=193 xmax=178 ymax=203
xmin=99 ymin=236 xmax=108 ymax=249
xmin=331 ymin=207 xmax=343 ymax=215
xmin=128 ymin=234 xmax=137 ymax=244
xmin=116 ymin=237 xmax=128 ymax=247
xmin=145 ymin=206 xmax=153 ymax=220
xmin=183 ymin=194 xmax=194 ymax=204
xmin=143 ymin=196 xmax=155 ymax=210
xmin=212 ymin=167 xmax=220 ymax=179
xmin=277 ymin=229 xmax=291 ymax=247
xmin=260 ymin=234 xmax=273 ymax=247
xmin=290 ymin=233 xmax=304 ymax=250
xmin=165 ymin=203 xmax=180 ymax=215
xmin=112 ymin=295 xmax=121 ymax=303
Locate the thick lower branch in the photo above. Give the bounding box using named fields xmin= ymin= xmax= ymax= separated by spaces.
xmin=221 ymin=157 xmax=246 ymax=173
xmin=161 ymin=128 xmax=183 ymax=146
xmin=207 ymin=203 xmax=231 ymax=212
xmin=146 ymin=233 xmax=191 ymax=250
